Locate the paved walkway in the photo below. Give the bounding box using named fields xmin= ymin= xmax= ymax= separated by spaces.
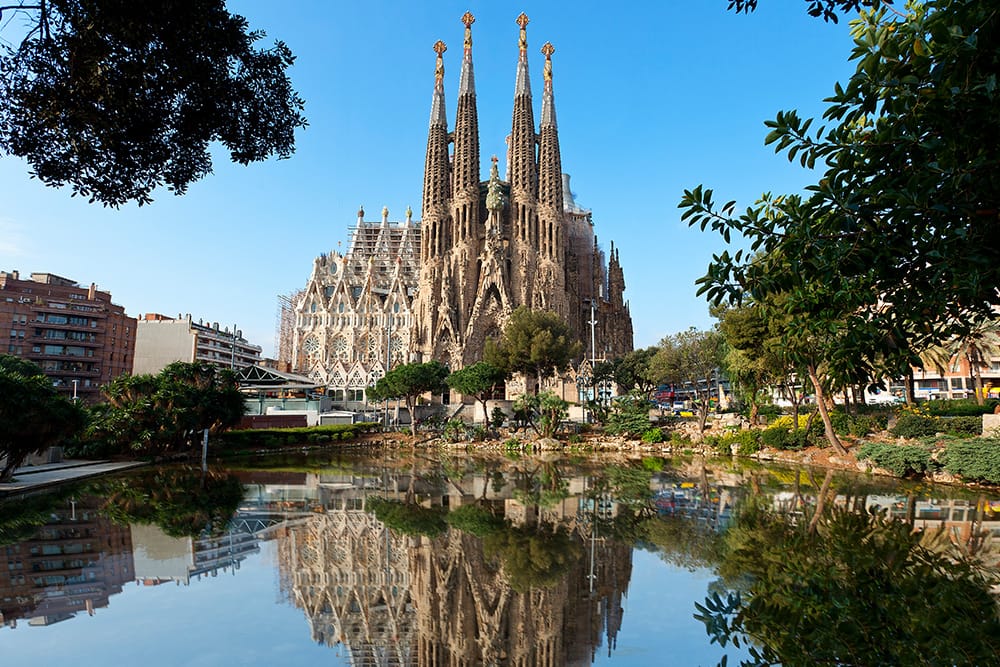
xmin=0 ymin=460 xmax=147 ymax=497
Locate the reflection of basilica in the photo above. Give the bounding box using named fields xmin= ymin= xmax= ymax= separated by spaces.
xmin=273 ymin=471 xmax=632 ymax=666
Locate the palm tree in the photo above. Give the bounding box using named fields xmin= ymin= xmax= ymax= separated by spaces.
xmin=919 ymin=317 xmax=1000 ymax=405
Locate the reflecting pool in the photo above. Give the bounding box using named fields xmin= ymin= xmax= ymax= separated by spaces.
xmin=2 ymin=453 xmax=999 ymax=666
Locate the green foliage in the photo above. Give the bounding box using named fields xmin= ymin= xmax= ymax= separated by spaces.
xmin=920 ymin=399 xmax=999 ymax=417
xmin=442 ymin=418 xmax=468 ymax=443
xmin=759 ymin=425 xmax=790 ymax=449
xmin=940 ymin=439 xmax=1000 ymax=485
xmin=613 ymin=346 xmax=660 ymax=395
xmin=641 ymin=515 xmax=724 ymax=571
xmin=214 ymin=423 xmax=374 ymax=451
xmin=641 ymin=428 xmax=666 ymax=444
xmin=702 ymin=503 xmax=1000 ymax=666
xmin=857 ymin=442 xmax=933 ymax=477
xmin=445 ymin=504 xmax=506 ymax=537
xmin=641 ymin=457 xmax=667 ymax=472
xmin=484 ymin=306 xmax=582 ymax=390
xmin=890 ymin=411 xmax=939 ymax=439
xmin=720 ymin=429 xmax=761 ymax=456
xmin=80 ymin=362 xmax=244 ymax=459
xmin=368 ymin=360 xmax=449 ymax=436
xmin=649 ymin=327 xmax=723 ymax=432
xmin=446 ymin=362 xmax=506 ymax=420
xmin=0 ymin=0 xmax=306 ymax=206
xmin=0 ymin=355 xmax=86 ymax=481
xmin=683 ymin=1 xmax=1000 ymax=390
xmin=490 ymin=407 xmax=508 ymax=429
xmin=0 ymin=485 xmax=83 ymax=545
xmin=367 ymin=497 xmax=447 ymax=537
xmin=604 ymin=392 xmax=653 ymax=437
xmin=483 ymin=524 xmax=583 ymax=592
xmin=941 ymin=415 xmax=984 ymax=438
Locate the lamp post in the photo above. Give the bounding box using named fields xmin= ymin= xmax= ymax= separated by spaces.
xmin=71 ymin=379 xmax=78 ymax=402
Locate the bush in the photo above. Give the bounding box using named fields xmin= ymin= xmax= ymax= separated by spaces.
xmin=641 ymin=427 xmax=666 ymax=444
xmin=849 ymin=414 xmax=887 ymax=436
xmin=890 ymin=412 xmax=939 ymax=439
xmin=940 ymin=416 xmax=983 ymax=438
xmin=940 ymin=439 xmax=1000 ymax=484
xmin=721 ymin=429 xmax=761 ymax=457
xmin=921 ymin=399 xmax=999 ymax=417
xmin=760 ymin=426 xmax=790 ymax=449
xmin=857 ymin=442 xmax=933 ymax=477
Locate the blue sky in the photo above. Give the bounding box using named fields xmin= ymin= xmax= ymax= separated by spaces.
xmin=0 ymin=1 xmax=857 ymax=357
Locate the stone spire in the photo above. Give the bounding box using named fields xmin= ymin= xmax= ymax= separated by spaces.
xmin=509 ymin=12 xmax=538 ymax=246
xmin=452 ymin=11 xmax=481 ymax=243
xmin=537 ymin=42 xmax=564 ymax=257
xmin=422 ymin=40 xmax=451 ymax=262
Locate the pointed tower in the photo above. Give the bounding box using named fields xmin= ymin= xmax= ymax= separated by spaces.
xmin=413 ymin=39 xmax=453 ymax=363
xmin=532 ymin=41 xmax=569 ymax=317
xmin=508 ymin=13 xmax=539 ymax=304
xmin=537 ymin=42 xmax=565 ymax=264
xmin=422 ymin=40 xmax=450 ymax=264
xmin=452 ymin=11 xmax=481 ymax=248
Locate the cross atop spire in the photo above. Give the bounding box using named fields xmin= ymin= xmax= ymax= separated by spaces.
xmin=429 ymin=41 xmax=448 ymax=127
xmin=517 ymin=13 xmax=529 ymax=55
xmin=462 ymin=11 xmax=475 ymax=50
xmin=459 ymin=12 xmax=476 ymax=95
xmin=541 ymin=42 xmax=557 ymax=127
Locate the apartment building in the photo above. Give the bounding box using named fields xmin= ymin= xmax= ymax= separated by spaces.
xmin=133 ymin=313 xmax=262 ymax=375
xmin=0 ymin=270 xmax=135 ymax=403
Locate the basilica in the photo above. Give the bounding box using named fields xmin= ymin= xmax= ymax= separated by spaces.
xmin=282 ymin=13 xmax=633 ymax=404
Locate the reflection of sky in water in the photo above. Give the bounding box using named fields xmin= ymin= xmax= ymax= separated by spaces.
xmin=1 ymin=541 xmax=747 ymax=666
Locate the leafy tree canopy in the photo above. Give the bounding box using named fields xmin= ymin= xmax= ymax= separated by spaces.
xmin=683 ymin=1 xmax=1000 ymax=383
xmin=446 ymin=361 xmax=506 ymax=422
xmin=83 ymin=361 xmax=244 ymax=458
xmin=0 ymin=354 xmax=85 ymax=481
xmin=727 ymin=0 xmax=892 ymax=22
xmin=368 ymin=360 xmax=449 ymax=435
xmin=485 ymin=306 xmax=582 ymax=392
xmin=0 ymin=0 xmax=306 ymax=206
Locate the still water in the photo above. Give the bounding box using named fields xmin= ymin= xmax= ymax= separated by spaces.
xmin=1 ymin=452 xmax=998 ymax=666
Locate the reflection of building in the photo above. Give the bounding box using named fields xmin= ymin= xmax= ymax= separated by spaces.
xmin=0 ymin=498 xmax=132 ymax=628
xmin=0 ymin=270 xmax=136 ymax=403
xmin=268 ymin=465 xmax=632 ymax=665
xmin=131 ymin=523 xmax=260 ymax=586
xmin=133 ymin=313 xmax=262 ymax=374
xmin=276 ymin=508 xmax=416 ymax=661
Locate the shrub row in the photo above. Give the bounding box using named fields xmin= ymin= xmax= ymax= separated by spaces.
xmin=857 ymin=438 xmax=1000 ymax=485
xmin=217 ymin=423 xmax=377 ymax=451
xmin=856 ymin=442 xmax=934 ymax=477
xmin=890 ymin=413 xmax=985 ymax=439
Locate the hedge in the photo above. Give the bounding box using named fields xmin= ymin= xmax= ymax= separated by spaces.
xmin=857 ymin=442 xmax=933 ymax=477
xmin=940 ymin=440 xmax=1000 ymax=485
xmin=216 ymin=422 xmax=378 ymax=451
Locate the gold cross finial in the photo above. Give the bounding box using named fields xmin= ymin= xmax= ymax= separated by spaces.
xmin=516 ymin=13 xmax=529 ymax=29
xmin=541 ymin=42 xmax=555 ymax=58
xmin=462 ymin=12 xmax=475 ymax=49
xmin=517 ymin=13 xmax=529 ymax=52
xmin=542 ymin=42 xmax=554 ymax=82
xmin=433 ymin=40 xmax=447 ymax=56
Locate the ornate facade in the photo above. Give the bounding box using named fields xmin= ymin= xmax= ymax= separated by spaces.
xmin=411 ymin=13 xmax=632 ymax=370
xmin=290 ymin=206 xmax=421 ymax=400
xmin=286 ymin=13 xmax=633 ymax=400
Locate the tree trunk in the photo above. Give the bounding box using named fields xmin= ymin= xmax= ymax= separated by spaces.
xmin=904 ymin=371 xmax=916 ymax=405
xmin=807 ymin=470 xmax=834 ymax=534
xmin=407 ymin=397 xmax=417 ymax=437
xmin=807 ymin=364 xmax=848 ymax=455
xmin=969 ymin=354 xmax=985 ymax=405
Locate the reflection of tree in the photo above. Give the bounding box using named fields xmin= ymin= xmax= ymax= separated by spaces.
xmin=366 ymin=497 xmax=447 ymax=537
xmin=93 ymin=467 xmax=244 ymax=537
xmin=483 ymin=523 xmax=583 ymax=593
xmin=699 ymin=503 xmax=1000 ymax=666
xmin=641 ymin=516 xmax=723 ymax=572
xmin=0 ymin=484 xmax=83 ymax=545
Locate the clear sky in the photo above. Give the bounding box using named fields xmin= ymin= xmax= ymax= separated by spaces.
xmin=0 ymin=1 xmax=858 ymax=358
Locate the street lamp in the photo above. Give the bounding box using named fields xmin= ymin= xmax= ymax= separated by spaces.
xmin=71 ymin=379 xmax=79 ymax=402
